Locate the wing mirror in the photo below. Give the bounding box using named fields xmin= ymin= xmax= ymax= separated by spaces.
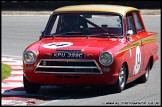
xmin=127 ymin=30 xmax=133 ymax=42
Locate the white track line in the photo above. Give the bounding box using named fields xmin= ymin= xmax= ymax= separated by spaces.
xmin=11 ymin=66 xmax=23 ymax=69
xmin=3 ymin=62 xmax=23 ymax=65
xmin=2 ymin=100 xmax=20 ymax=105
xmin=5 ymin=75 xmax=23 ymax=81
xmin=2 ymin=82 xmax=23 ymax=88
xmin=11 ymin=71 xmax=23 ymax=75
xmin=2 ymin=55 xmax=22 ymax=58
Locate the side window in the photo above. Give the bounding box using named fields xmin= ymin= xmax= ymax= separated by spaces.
xmin=133 ymin=12 xmax=144 ymax=32
xmin=127 ymin=14 xmax=136 ymax=35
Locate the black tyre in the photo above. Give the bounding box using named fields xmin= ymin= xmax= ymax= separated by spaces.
xmin=111 ymin=64 xmax=127 ymax=93
xmin=23 ymin=75 xmax=41 ymax=94
xmin=138 ymin=63 xmax=150 ymax=83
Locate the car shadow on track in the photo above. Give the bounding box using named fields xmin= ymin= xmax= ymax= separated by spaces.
xmin=2 ymin=80 xmax=145 ymax=101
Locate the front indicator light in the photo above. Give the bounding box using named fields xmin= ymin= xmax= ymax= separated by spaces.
xmin=102 ymin=68 xmax=110 ymax=72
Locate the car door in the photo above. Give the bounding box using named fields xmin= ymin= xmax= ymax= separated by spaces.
xmin=132 ymin=11 xmax=152 ymax=72
xmin=132 ymin=11 xmax=147 ymax=72
xmin=126 ymin=11 xmax=145 ymax=77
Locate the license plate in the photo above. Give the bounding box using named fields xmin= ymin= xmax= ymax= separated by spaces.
xmin=52 ymin=53 xmax=84 ymax=59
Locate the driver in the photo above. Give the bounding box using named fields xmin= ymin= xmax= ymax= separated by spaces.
xmin=58 ymin=15 xmax=80 ymax=33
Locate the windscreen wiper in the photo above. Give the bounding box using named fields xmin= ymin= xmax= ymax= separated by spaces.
xmin=52 ymin=31 xmax=88 ymax=38
xmin=87 ymin=33 xmax=120 ymax=38
xmin=59 ymin=31 xmax=85 ymax=35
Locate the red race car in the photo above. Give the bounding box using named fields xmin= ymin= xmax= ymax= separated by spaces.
xmin=23 ymin=4 xmax=158 ymax=93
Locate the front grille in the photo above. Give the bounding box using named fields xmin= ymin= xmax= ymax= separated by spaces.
xmin=35 ymin=59 xmax=102 ymax=74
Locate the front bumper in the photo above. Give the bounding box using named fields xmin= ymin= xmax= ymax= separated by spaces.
xmin=24 ymin=73 xmax=119 ymax=85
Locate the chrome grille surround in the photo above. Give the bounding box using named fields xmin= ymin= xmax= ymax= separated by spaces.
xmin=35 ymin=59 xmax=102 ymax=74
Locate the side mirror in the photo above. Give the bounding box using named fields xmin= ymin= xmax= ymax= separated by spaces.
xmin=127 ymin=30 xmax=133 ymax=36
xmin=127 ymin=30 xmax=133 ymax=42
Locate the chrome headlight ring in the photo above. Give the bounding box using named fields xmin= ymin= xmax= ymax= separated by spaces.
xmin=23 ymin=50 xmax=37 ymax=64
xmin=99 ymin=52 xmax=114 ymax=66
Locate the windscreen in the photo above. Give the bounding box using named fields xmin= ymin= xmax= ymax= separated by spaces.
xmin=44 ymin=13 xmax=123 ymax=37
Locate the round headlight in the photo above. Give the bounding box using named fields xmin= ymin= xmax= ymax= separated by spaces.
xmin=99 ymin=52 xmax=113 ymax=66
xmin=23 ymin=50 xmax=37 ymax=64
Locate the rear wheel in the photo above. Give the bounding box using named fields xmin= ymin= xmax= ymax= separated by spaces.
xmin=23 ymin=75 xmax=41 ymax=94
xmin=111 ymin=64 xmax=127 ymax=93
xmin=138 ymin=63 xmax=150 ymax=83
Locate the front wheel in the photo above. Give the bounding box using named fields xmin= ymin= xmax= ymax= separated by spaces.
xmin=111 ymin=64 xmax=127 ymax=93
xmin=23 ymin=75 xmax=41 ymax=94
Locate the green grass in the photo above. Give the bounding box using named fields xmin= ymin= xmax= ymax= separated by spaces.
xmin=2 ymin=63 xmax=12 ymax=80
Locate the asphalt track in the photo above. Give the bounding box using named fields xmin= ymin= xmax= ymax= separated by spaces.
xmin=1 ymin=15 xmax=161 ymax=106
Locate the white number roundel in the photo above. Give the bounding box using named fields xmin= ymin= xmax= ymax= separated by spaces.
xmin=43 ymin=42 xmax=73 ymax=49
xmin=133 ymin=46 xmax=141 ymax=75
